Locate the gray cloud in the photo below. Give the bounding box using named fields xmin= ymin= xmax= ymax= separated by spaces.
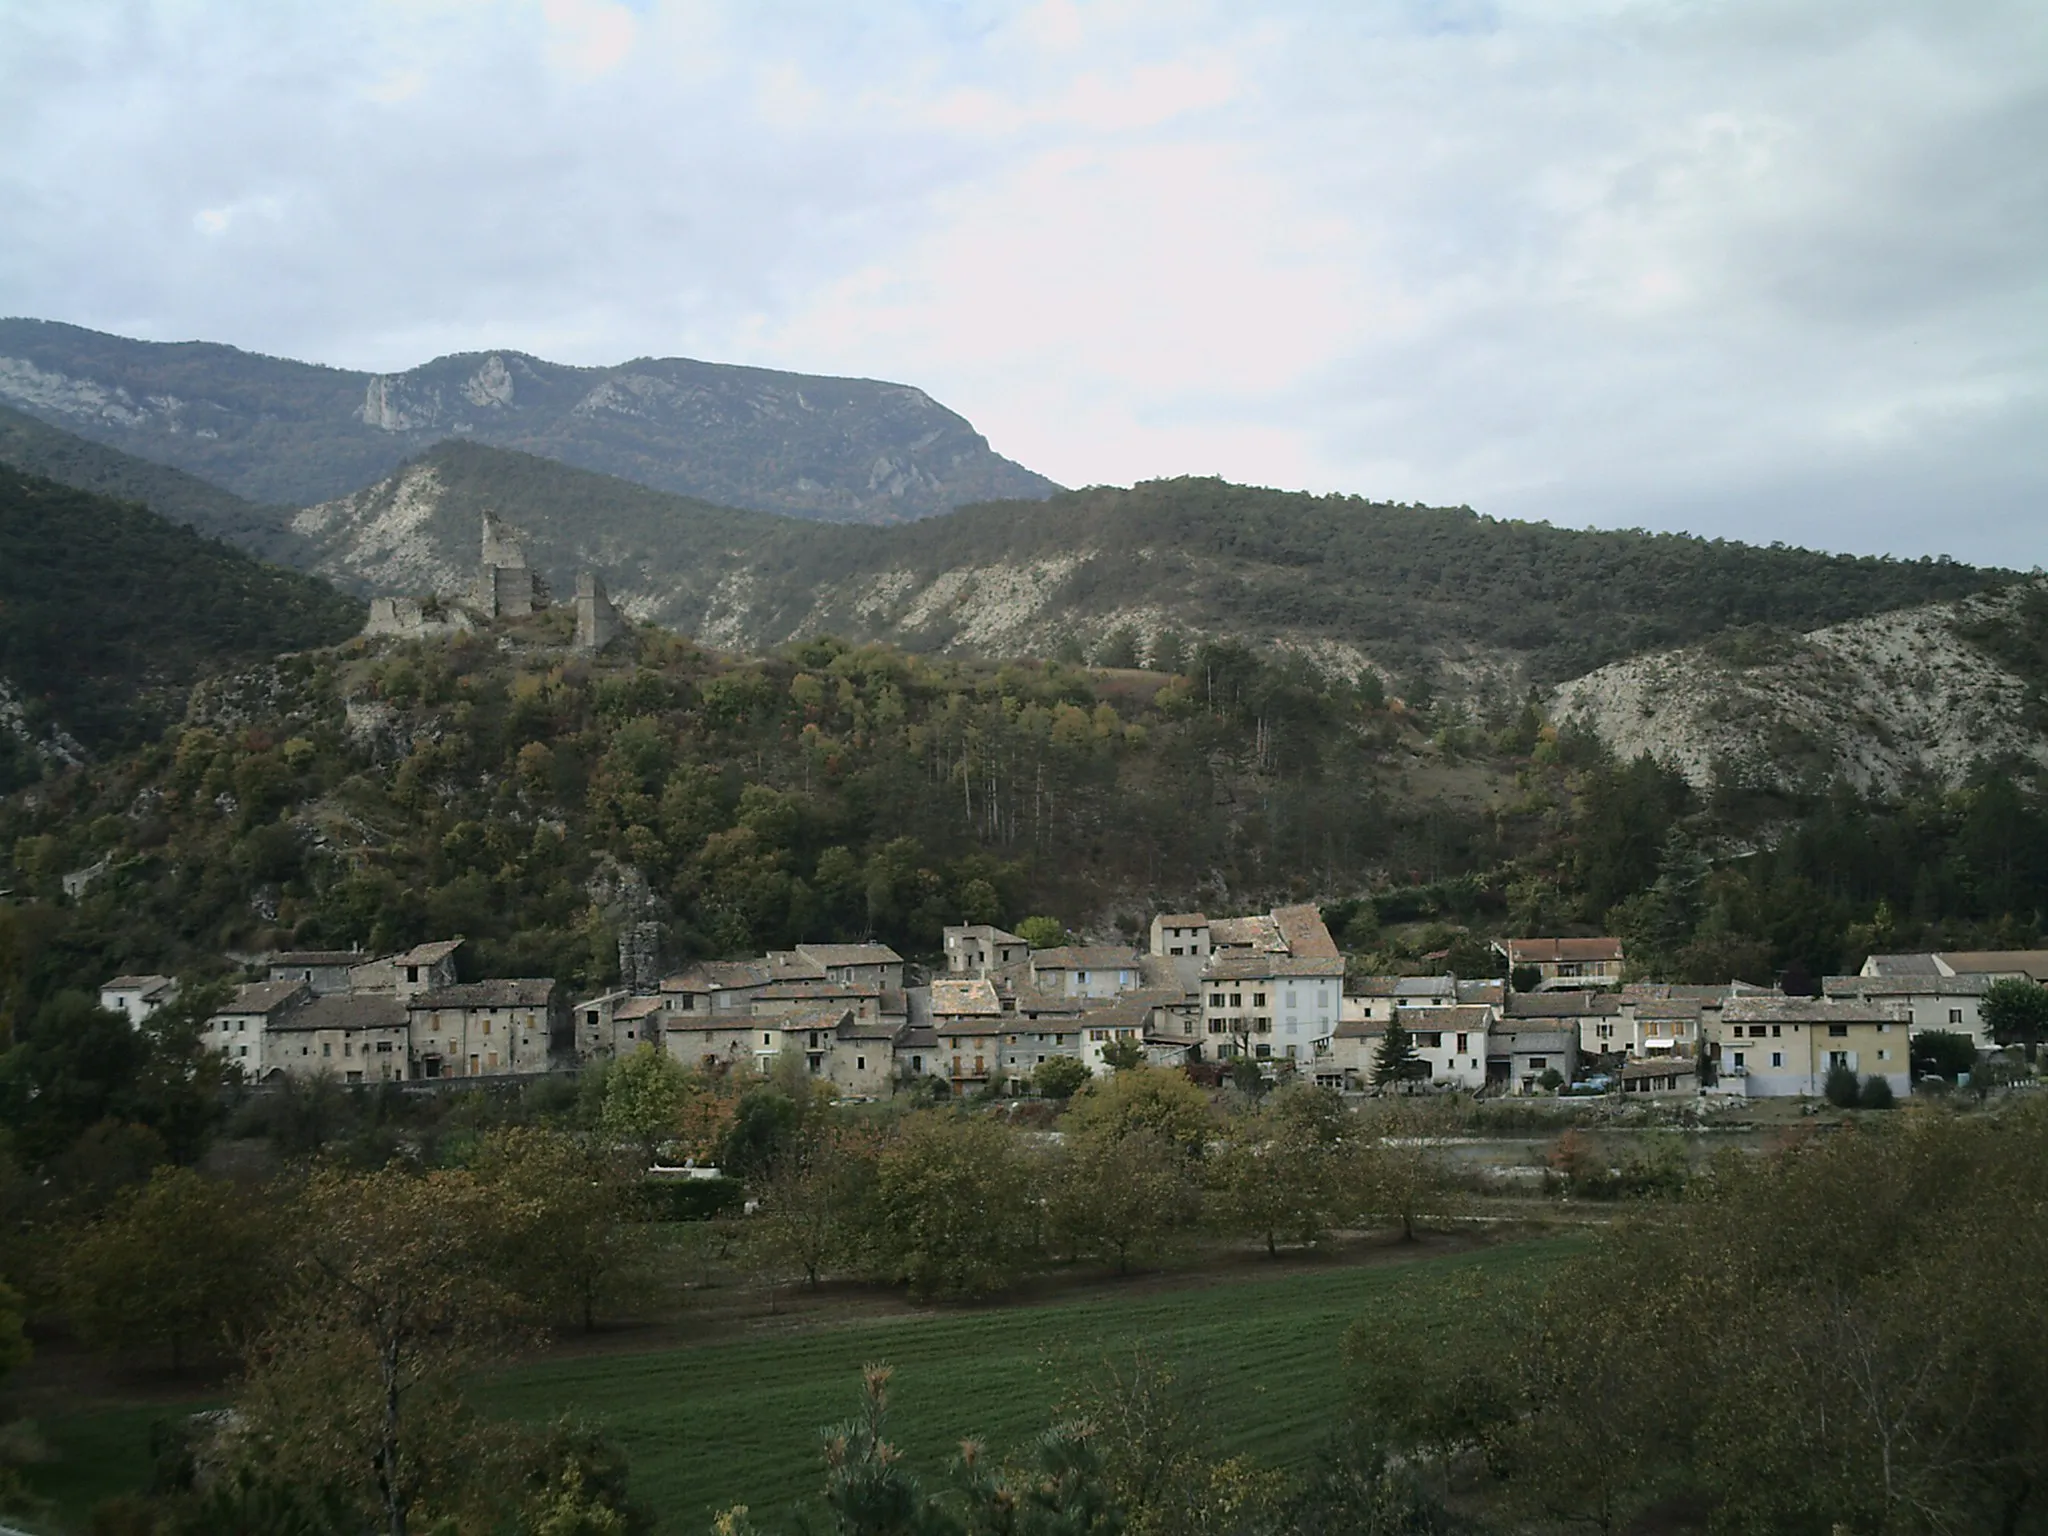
xmin=1 ymin=0 xmax=2040 ymax=564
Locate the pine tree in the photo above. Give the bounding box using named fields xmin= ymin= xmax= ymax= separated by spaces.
xmin=1373 ymin=1021 xmax=1425 ymax=1090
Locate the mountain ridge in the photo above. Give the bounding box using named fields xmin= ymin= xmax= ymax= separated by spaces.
xmin=0 ymin=317 xmax=1058 ymax=521
xmin=291 ymin=439 xmax=2008 ymax=694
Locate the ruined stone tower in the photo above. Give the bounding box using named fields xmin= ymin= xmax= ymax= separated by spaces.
xmin=574 ymin=571 xmax=624 ymax=652
xmin=475 ymin=511 xmax=547 ymax=617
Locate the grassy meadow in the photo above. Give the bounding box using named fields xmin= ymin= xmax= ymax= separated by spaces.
xmin=17 ymin=1234 xmax=1575 ymax=1534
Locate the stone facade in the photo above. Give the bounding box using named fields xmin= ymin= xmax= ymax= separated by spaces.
xmin=475 ymin=511 xmax=547 ymax=618
xmin=575 ymin=572 xmax=625 ymax=652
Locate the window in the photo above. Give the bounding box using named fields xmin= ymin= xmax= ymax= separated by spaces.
xmin=1209 ymin=1021 xmax=1227 ymax=1034
xmin=238 ymin=1044 xmax=247 ymax=1057
xmin=376 ymin=1041 xmax=393 ymax=1053
xmin=1210 ymin=992 xmax=1225 ymax=1007
xmin=1733 ymin=1051 xmax=1745 ymax=1068
xmin=1828 ymin=1024 xmax=1849 ymax=1038
xmin=1253 ymin=1018 xmax=1272 ymax=1034
xmin=322 ymin=1043 xmax=332 ymax=1057
xmin=1230 ymin=993 xmax=1243 ymax=1007
xmin=1254 ymin=1043 xmax=1271 ymax=1059
xmin=407 ymin=966 xmax=419 ymax=983
xmin=1286 ymin=990 xmax=1297 ymax=1009
xmin=1772 ymin=1025 xmax=1782 ymax=1038
xmin=1878 ymin=1049 xmax=1891 ymax=1062
xmin=1078 ymin=971 xmax=1089 ymax=984
xmin=1950 ymin=1008 xmax=1964 ymax=1024
xmin=912 ymin=1055 xmax=923 ymax=1072
xmin=1253 ymin=992 xmax=1267 ymax=1008
xmin=1170 ymin=946 xmax=1183 ymax=956
xmin=586 ymin=1010 xmax=599 ymax=1025
xmin=1529 ymin=1057 xmax=1547 ymax=1070
xmin=1456 ymin=1032 xmax=1469 ymax=1053
xmin=857 ymin=1056 xmax=866 ymax=1071
xmin=1771 ymin=1051 xmax=1784 ymax=1067
xmin=1415 ymin=1032 xmax=1442 ymax=1049
xmin=762 ymin=1033 xmax=772 ymax=1046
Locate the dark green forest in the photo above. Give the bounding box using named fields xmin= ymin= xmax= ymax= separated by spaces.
xmin=0 ymin=467 xmax=363 ymax=772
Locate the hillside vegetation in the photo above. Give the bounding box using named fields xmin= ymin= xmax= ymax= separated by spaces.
xmin=0 ymin=401 xmax=309 ymax=564
xmin=297 ymin=441 xmax=2004 ymax=690
xmin=0 ymin=317 xmax=1055 ymax=519
xmin=0 ymin=467 xmax=363 ymax=779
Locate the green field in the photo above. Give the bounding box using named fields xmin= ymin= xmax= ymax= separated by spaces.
xmin=18 ymin=1236 xmax=1574 ymax=1534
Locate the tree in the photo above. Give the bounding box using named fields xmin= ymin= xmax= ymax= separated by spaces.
xmin=62 ymin=1165 xmax=270 ymax=1371
xmin=1100 ymin=1036 xmax=1145 ymax=1072
xmin=1211 ymin=1087 xmax=1349 ymax=1257
xmin=1047 ymin=1126 xmax=1199 ymax=1274
xmin=1354 ymin=1102 xmax=1453 ymax=1242
xmin=1033 ymin=1056 xmax=1091 ymax=1100
xmin=1858 ymin=1073 xmax=1895 ymax=1110
xmin=0 ymin=1280 xmax=27 ymax=1389
xmin=598 ymin=1045 xmax=691 ymax=1168
xmin=751 ymin=1124 xmax=880 ymax=1292
xmin=471 ymin=1127 xmax=641 ymax=1332
xmin=1910 ymin=1029 xmax=1977 ymax=1084
xmin=1372 ymin=1021 xmax=1427 ymax=1090
xmin=1016 ymin=916 xmax=1069 ymax=950
xmin=236 ymin=1165 xmax=531 ymax=1536
xmin=1062 ymin=1066 xmax=1214 ymax=1162
xmin=1981 ymin=977 xmax=2048 ymax=1063
xmin=872 ymin=1114 xmax=1034 ymax=1300
xmin=719 ymin=1086 xmax=802 ymax=1180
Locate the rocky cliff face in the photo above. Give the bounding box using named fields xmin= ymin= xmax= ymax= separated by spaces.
xmin=0 ymin=318 xmax=1057 ymax=521
xmin=1551 ymin=585 xmax=2048 ymax=794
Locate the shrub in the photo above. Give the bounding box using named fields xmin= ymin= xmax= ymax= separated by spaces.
xmin=1858 ymin=1074 xmax=1896 ymax=1111
xmin=635 ymin=1176 xmax=743 ymax=1222
xmin=1823 ymin=1062 xmax=1862 ymax=1108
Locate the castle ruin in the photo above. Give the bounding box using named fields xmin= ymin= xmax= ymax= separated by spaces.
xmin=575 ymin=572 xmax=624 ymax=653
xmin=475 ymin=511 xmax=548 ymax=617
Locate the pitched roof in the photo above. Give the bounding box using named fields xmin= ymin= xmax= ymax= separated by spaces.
xmin=945 ymin=923 xmax=1026 ymax=944
xmin=412 ymin=978 xmax=558 ymax=1009
xmin=1493 ymin=1026 xmax=1577 ymax=1052
xmin=1272 ymin=904 xmax=1341 ymax=959
xmin=1153 ymin=912 xmax=1208 ymax=927
xmin=613 ymin=995 xmax=666 ymax=1021
xmin=1501 ymin=936 xmax=1624 ymax=964
xmin=1031 ymin=946 xmax=1140 ymax=970
xmin=1861 ymin=952 xmax=1944 ymax=977
xmin=1936 ymin=950 xmax=2048 ymax=982
xmin=271 ymin=993 xmax=408 ymax=1032
xmin=1394 ymin=975 xmax=1458 ymax=1000
xmin=899 ymin=1025 xmax=939 ymax=1049
xmin=772 ymin=1005 xmax=855 ymax=1033
xmin=930 ymin=978 xmax=1002 ymax=1017
xmin=1208 ymin=915 xmax=1283 ymax=951
xmin=217 ymin=980 xmax=309 ymax=1017
xmin=102 ymin=974 xmax=176 ymax=994
xmin=755 ymin=981 xmax=880 ymax=1002
xmin=1457 ymin=979 xmax=1506 ymax=1006
xmin=661 ymin=960 xmax=772 ymax=992
xmin=796 ymin=942 xmax=905 ymax=967
xmin=1722 ymin=996 xmax=1906 ymax=1025
xmin=268 ymin=950 xmax=381 ymax=968
xmin=391 ymin=939 xmax=464 ymax=967
xmin=1506 ymin=992 xmax=1621 ymax=1019
xmin=1394 ymin=1005 xmax=1495 ymax=1029
xmin=1203 ymin=952 xmax=1345 ymax=980
xmin=1824 ymin=974 xmax=1992 ymax=998
xmin=1620 ymin=1057 xmax=1699 ymax=1082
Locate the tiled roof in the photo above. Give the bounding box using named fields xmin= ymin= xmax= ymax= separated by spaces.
xmin=413 ymin=979 xmax=558 ymax=1009
xmin=613 ymin=995 xmax=666 ymax=1020
xmin=1031 ymin=946 xmax=1140 ymax=970
xmin=1457 ymin=979 xmax=1506 ymax=1005
xmin=796 ymin=942 xmax=905 ymax=967
xmin=1500 ymin=936 xmax=1624 ymax=964
xmin=1203 ymin=952 xmax=1345 ymax=980
xmin=899 ymin=1025 xmax=940 ymax=1049
xmin=1823 ymin=974 xmax=1992 ymax=998
xmin=271 ymin=993 xmax=407 ymax=1032
xmin=756 ymin=981 xmax=879 ymax=1001
xmin=1394 ymin=975 xmax=1458 ymax=1000
xmin=1272 ymin=904 xmax=1341 ymax=959
xmin=662 ymin=961 xmax=772 ymax=992
xmin=1936 ymin=950 xmax=2048 ymax=981
xmin=218 ymin=980 xmax=309 ymax=1016
xmin=1394 ymin=1005 xmax=1495 ymax=1029
xmin=930 ymin=978 xmax=1003 ymax=1017
xmin=1208 ymin=915 xmax=1283 ymax=951
xmin=1506 ymin=992 xmax=1621 ymax=1018
xmin=391 ymin=939 xmax=464 ymax=967
xmin=268 ymin=950 xmax=381 ymax=968
xmin=1860 ymin=953 xmax=1944 ymax=977
xmin=1494 ymin=1026 xmax=1577 ymax=1052
xmin=1722 ymin=996 xmax=1906 ymax=1025
xmin=1153 ymin=912 xmax=1208 ymax=927
xmin=102 ymin=974 xmax=176 ymax=993
xmin=773 ymin=1005 xmax=855 ymax=1033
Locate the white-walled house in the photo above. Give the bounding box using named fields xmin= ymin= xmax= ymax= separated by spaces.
xmin=99 ymin=974 xmax=178 ymax=1024
xmin=1201 ymin=954 xmax=1344 ymax=1067
xmin=1712 ymin=997 xmax=1910 ymax=1098
xmin=944 ymin=925 xmax=1029 ymax=976
xmin=207 ymin=980 xmax=309 ymax=1073
xmin=1029 ymin=946 xmax=1142 ymax=1000
xmin=1822 ymin=974 xmax=1994 ymax=1048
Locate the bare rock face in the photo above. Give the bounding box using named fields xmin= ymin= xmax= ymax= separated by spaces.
xmin=0 ymin=318 xmax=1058 ymax=521
xmin=1551 ymin=583 xmax=2048 ymax=795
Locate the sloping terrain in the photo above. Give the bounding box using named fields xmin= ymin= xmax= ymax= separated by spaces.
xmin=293 ymin=442 xmax=2006 ymax=692
xmin=1551 ymin=583 xmax=2048 ymax=793
xmin=0 ymin=317 xmax=1056 ymax=520
xmin=0 ymin=401 xmax=310 ymax=564
xmin=0 ymin=465 xmax=363 ymax=777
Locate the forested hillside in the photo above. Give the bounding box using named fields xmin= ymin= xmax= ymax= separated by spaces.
xmin=0 ymin=467 xmax=363 ymax=783
xmin=0 ymin=402 xmax=309 ymax=563
xmin=0 ymin=317 xmax=1056 ymax=519
xmin=7 ymin=604 xmax=2048 ymax=1027
xmin=296 ymin=442 xmax=2005 ymax=690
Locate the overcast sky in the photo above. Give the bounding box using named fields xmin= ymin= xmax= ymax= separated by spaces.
xmin=3 ymin=0 xmax=2042 ymax=564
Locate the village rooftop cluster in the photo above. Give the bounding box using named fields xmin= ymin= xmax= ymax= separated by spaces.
xmin=101 ymin=906 xmax=2034 ymax=1103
